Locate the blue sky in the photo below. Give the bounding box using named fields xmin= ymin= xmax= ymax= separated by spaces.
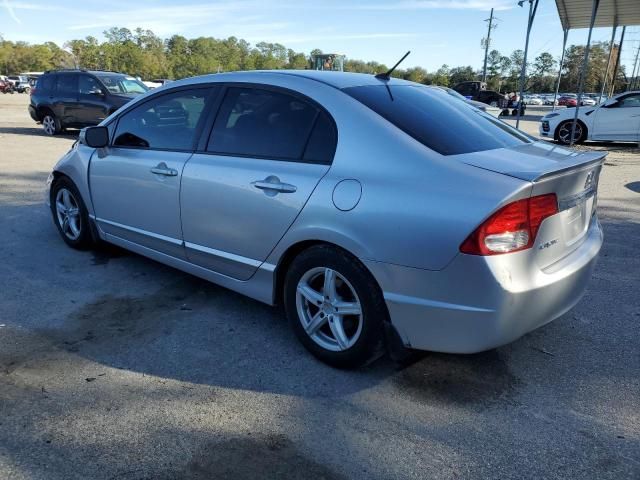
xmin=1 ymin=0 xmax=638 ymax=73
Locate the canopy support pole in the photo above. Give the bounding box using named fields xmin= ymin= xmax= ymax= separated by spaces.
xmin=599 ymin=24 xmax=617 ymax=103
xmin=609 ymin=26 xmax=626 ymax=97
xmin=570 ymin=0 xmax=599 ymax=146
xmin=552 ymin=28 xmax=569 ymax=112
xmin=516 ymin=0 xmax=539 ymax=129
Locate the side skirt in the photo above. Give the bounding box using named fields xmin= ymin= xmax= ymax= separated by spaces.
xmin=102 ymin=232 xmax=276 ymax=306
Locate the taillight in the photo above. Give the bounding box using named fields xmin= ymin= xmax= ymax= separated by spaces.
xmin=460 ymin=194 xmax=558 ymax=256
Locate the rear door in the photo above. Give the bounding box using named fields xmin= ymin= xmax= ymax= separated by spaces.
xmin=592 ymin=93 xmax=640 ymax=141
xmin=53 ymin=73 xmax=79 ymax=124
xmin=90 ymin=86 xmax=213 ymax=258
xmin=181 ymin=85 xmax=336 ymax=280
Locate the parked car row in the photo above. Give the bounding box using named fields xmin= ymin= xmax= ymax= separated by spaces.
xmin=0 ymin=75 xmax=32 ymax=93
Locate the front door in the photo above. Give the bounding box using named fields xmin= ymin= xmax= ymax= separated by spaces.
xmin=181 ymin=86 xmax=336 ymax=280
xmin=76 ymin=74 xmax=110 ymax=125
xmin=90 ymin=87 xmax=213 ymax=258
xmin=592 ymin=93 xmax=640 ymax=141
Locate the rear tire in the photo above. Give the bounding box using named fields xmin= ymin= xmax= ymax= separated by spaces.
xmin=50 ymin=177 xmax=93 ymax=250
xmin=42 ymin=112 xmax=60 ymax=135
xmin=284 ymin=245 xmax=386 ymax=369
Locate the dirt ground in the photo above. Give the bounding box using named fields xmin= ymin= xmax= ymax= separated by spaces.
xmin=1 ymin=93 xmax=639 ymax=479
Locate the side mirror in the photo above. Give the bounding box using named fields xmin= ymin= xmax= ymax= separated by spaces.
xmin=90 ymin=89 xmax=104 ymax=97
xmin=81 ymin=126 xmax=109 ymax=148
xmin=603 ymin=99 xmax=618 ymax=108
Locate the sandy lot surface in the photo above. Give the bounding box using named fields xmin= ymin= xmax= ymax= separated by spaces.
xmin=1 ymin=93 xmax=639 ymax=479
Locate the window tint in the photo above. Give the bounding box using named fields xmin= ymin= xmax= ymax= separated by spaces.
xmin=619 ymin=94 xmax=640 ymax=108
xmin=79 ymin=75 xmax=102 ymax=95
xmin=56 ymin=74 xmax=78 ymax=96
xmin=113 ymin=89 xmax=210 ymax=150
xmin=38 ymin=75 xmax=55 ymax=93
xmin=303 ymin=111 xmax=337 ymax=164
xmin=343 ymin=85 xmax=530 ymax=156
xmin=207 ymin=87 xmax=318 ymax=159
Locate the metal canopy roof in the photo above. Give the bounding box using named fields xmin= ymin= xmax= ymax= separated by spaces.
xmin=555 ymin=0 xmax=640 ymax=30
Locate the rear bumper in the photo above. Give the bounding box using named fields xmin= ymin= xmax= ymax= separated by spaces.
xmin=28 ymin=105 xmax=38 ymax=122
xmin=364 ymin=217 xmax=603 ymax=353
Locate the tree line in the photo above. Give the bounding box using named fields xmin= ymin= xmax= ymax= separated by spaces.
xmin=0 ymin=27 xmax=629 ymax=93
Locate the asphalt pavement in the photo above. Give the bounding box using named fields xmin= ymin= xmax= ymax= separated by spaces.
xmin=1 ymin=93 xmax=638 ymax=479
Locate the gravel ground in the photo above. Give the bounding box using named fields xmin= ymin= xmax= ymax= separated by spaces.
xmin=1 ymin=93 xmax=639 ymax=480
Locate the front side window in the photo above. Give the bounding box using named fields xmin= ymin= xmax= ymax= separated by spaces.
xmin=113 ymin=89 xmax=210 ymax=150
xmin=56 ymin=74 xmax=78 ymax=96
xmin=96 ymin=74 xmax=148 ymax=94
xmin=79 ymin=75 xmax=102 ymax=95
xmin=207 ymin=87 xmax=319 ymax=160
xmin=343 ymin=84 xmax=530 ymax=156
xmin=618 ymin=94 xmax=640 ymax=108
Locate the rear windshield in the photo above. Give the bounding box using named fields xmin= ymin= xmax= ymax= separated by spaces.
xmin=343 ymin=84 xmax=531 ymax=155
xmin=96 ymin=74 xmax=148 ymax=94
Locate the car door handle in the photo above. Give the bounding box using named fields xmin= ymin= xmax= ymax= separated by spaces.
xmin=251 ymin=176 xmax=297 ymax=194
xmin=150 ymin=163 xmax=178 ymax=176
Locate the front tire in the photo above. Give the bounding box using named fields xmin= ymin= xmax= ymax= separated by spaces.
xmin=284 ymin=245 xmax=386 ymax=369
xmin=50 ymin=177 xmax=93 ymax=249
xmin=556 ymin=120 xmax=586 ymax=145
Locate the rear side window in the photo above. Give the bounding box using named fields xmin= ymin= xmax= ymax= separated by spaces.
xmin=207 ymin=87 xmax=319 ymax=160
xmin=303 ymin=111 xmax=337 ymax=164
xmin=343 ymin=85 xmax=530 ymax=156
xmin=37 ymin=75 xmax=55 ymax=93
xmin=56 ymin=74 xmax=78 ymax=96
xmin=113 ymin=88 xmax=210 ymax=150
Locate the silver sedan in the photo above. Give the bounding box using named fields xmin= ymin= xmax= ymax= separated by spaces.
xmin=47 ymin=71 xmax=604 ymax=368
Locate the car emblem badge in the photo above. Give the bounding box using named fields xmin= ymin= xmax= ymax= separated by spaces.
xmin=584 ymin=171 xmax=595 ymax=189
xmin=539 ymin=239 xmax=558 ymax=250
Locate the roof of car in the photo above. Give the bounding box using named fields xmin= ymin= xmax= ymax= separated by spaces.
xmin=45 ymin=69 xmax=130 ymax=76
xmin=188 ymin=70 xmax=416 ymax=90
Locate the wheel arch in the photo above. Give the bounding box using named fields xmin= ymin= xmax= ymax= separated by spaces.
xmin=37 ymin=105 xmax=54 ymax=121
xmin=272 ymin=239 xmax=382 ymax=309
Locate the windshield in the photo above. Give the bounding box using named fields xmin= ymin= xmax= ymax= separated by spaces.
xmin=343 ymin=84 xmax=530 ymax=156
xmin=96 ymin=74 xmax=148 ymax=94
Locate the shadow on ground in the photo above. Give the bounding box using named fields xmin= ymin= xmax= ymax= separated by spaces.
xmin=0 ymin=126 xmax=79 ymax=139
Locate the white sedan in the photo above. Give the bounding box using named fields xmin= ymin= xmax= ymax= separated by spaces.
xmin=539 ymin=91 xmax=640 ymax=145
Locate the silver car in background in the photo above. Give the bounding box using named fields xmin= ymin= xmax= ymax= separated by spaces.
xmin=47 ymin=71 xmax=603 ymax=368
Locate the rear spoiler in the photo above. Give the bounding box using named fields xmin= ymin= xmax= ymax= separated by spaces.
xmin=527 ymin=151 xmax=607 ymax=183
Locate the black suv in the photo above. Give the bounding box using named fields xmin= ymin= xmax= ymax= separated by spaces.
xmin=29 ymin=70 xmax=149 ymax=135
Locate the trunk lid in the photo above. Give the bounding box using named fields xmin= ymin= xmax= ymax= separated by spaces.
xmin=460 ymin=142 xmax=605 ymax=268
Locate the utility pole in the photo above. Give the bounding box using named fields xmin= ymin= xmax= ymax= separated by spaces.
xmin=630 ymin=42 xmax=640 ymax=91
xmin=481 ymin=8 xmax=495 ymax=83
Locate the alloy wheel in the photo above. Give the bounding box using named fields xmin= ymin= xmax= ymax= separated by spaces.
xmin=295 ymin=267 xmax=363 ymax=352
xmin=558 ymin=122 xmax=582 ymax=144
xmin=43 ymin=115 xmax=56 ymax=135
xmin=55 ymin=188 xmax=81 ymax=241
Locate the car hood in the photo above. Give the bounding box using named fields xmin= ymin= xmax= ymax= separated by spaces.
xmin=457 ymin=141 xmax=606 ymax=182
